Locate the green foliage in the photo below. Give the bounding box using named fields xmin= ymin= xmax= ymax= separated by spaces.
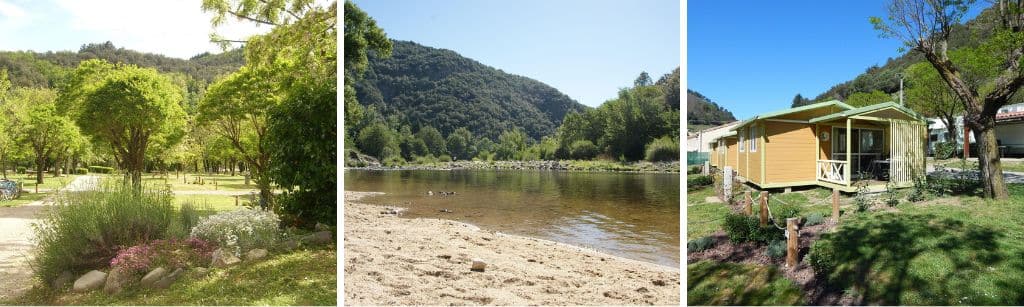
xmin=415 ymin=126 xmax=447 ymax=156
xmin=601 ymin=86 xmax=674 ymax=160
xmin=844 ymin=90 xmax=893 ymax=107
xmin=772 ymin=203 xmax=801 ymax=221
xmin=32 ymin=183 xmax=176 ymax=283
xmin=656 ymin=68 xmax=680 ymax=110
xmin=766 ymin=240 xmax=786 ymax=259
xmin=686 ymin=89 xmax=736 ymax=126
xmin=687 ymin=236 xmax=716 ymax=252
xmin=74 ymin=168 xmax=88 ymax=175
xmin=644 ymin=136 xmax=680 ymax=162
xmin=908 ymin=176 xmax=929 ymax=202
xmin=805 ymin=212 xmax=825 ymax=226
xmin=688 ymin=175 xmax=713 ymax=188
xmin=88 ymin=166 xmax=114 ymax=174
xmin=791 ymin=93 xmax=812 ymax=108
xmin=854 ymin=181 xmax=873 ymax=212
xmin=356 ymin=122 xmax=399 ymax=160
xmin=687 ymin=165 xmax=702 ymax=174
xmin=933 ymin=142 xmax=957 ymax=159
xmin=806 ymin=238 xmax=837 ymax=275
xmin=568 ymin=140 xmax=598 ymax=160
xmin=723 ymin=213 xmax=752 ymax=243
xmin=634 ymin=71 xmax=653 ymax=87
xmin=904 ymin=62 xmax=963 ymax=129
xmin=687 ymin=261 xmax=804 ymax=306
xmin=495 ymin=129 xmax=528 ymax=160
xmin=884 ymin=181 xmax=900 ymax=207
xmin=445 ymin=127 xmax=473 ymax=161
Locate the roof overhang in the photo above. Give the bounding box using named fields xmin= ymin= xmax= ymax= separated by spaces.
xmin=730 ymin=100 xmax=855 ymax=131
xmin=808 ymin=102 xmax=925 ymax=123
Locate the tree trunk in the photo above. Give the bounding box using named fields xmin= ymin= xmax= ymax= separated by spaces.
xmin=35 ymin=157 xmax=44 ymax=184
xmin=1 ymin=157 xmax=7 ymax=180
xmin=970 ymin=121 xmax=1009 ymax=199
xmin=942 ymin=115 xmax=957 ymax=144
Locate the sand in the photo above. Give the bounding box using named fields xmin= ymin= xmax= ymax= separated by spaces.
xmin=343 ymin=191 xmax=681 ymax=306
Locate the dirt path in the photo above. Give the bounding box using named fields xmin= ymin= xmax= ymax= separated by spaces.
xmin=0 ymin=175 xmax=97 ymax=301
xmin=344 ymin=191 xmax=680 ymax=306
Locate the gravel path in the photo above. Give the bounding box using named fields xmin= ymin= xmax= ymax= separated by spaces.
xmin=0 ymin=175 xmax=98 ymax=301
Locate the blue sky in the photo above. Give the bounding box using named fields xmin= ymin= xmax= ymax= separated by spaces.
xmin=688 ymin=1 xmax=983 ymax=120
xmin=352 ymin=0 xmax=681 ymax=108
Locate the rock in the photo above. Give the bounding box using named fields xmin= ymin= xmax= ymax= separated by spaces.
xmin=314 ymin=222 xmax=331 ymax=231
xmin=153 ymin=268 xmax=184 ymax=289
xmin=140 ymin=267 xmax=168 ymax=288
xmin=245 ymin=248 xmax=269 ymax=261
xmin=471 ymin=258 xmax=487 ymax=272
xmin=72 ymin=270 xmax=107 ymax=292
xmin=301 ymin=231 xmax=333 ymax=245
xmin=51 ymin=271 xmax=74 ymax=290
xmin=104 ymin=266 xmax=133 ymax=294
xmin=193 ymin=267 xmax=210 ymax=277
xmin=211 ymin=248 xmax=241 ymax=268
xmin=279 ymin=239 xmax=299 ymax=251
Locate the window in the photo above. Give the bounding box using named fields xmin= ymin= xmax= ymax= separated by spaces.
xmin=749 ymin=126 xmax=758 ymax=152
xmin=739 ymin=128 xmax=745 ymax=152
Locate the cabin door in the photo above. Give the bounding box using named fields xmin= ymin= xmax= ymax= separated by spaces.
xmin=832 ymin=127 xmax=884 ymax=179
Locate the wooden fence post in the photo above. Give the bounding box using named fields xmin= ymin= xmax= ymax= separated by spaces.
xmin=832 ymin=188 xmax=840 ymax=222
xmin=759 ymin=191 xmax=768 ymax=227
xmin=743 ymin=191 xmax=752 ymax=215
xmin=786 ymin=217 xmax=799 ymax=268
xmin=235 ymin=195 xmax=239 ymax=207
xmin=35 ymin=183 xmax=38 ymax=193
xmin=214 ymin=180 xmax=218 ymax=190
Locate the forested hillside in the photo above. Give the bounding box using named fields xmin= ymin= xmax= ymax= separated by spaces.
xmin=354 ymin=40 xmax=588 ymax=140
xmin=686 ymin=89 xmax=736 ymax=128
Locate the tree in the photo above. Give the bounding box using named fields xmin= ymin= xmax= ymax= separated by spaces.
xmin=0 ymin=69 xmax=14 ymax=178
xmin=416 ymin=126 xmax=447 ymax=156
xmin=904 ymin=62 xmax=964 ymax=144
xmin=12 ymin=88 xmax=76 ymax=184
xmin=600 ymin=86 xmax=671 ymax=161
xmin=356 ymin=122 xmax=398 ymax=159
xmin=656 ymin=67 xmax=681 ymax=110
xmin=495 ymin=129 xmax=528 ymax=160
xmin=341 ymin=0 xmax=392 ymax=142
xmin=791 ymin=93 xmax=812 ymax=107
xmin=446 ymin=127 xmax=473 ymax=160
xmin=634 ymin=71 xmax=653 ymax=87
xmin=871 ymin=0 xmax=1024 ymax=198
xmin=75 ymin=62 xmax=187 ymax=189
xmin=845 ymin=90 xmax=893 ymax=107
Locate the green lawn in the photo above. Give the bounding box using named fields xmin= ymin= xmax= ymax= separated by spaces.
xmin=137 ymin=173 xmax=258 ymax=192
xmin=7 ymin=247 xmax=337 ymax=306
xmin=687 ymin=260 xmax=803 ymax=305
xmin=934 ymin=159 xmax=1024 ymax=173
xmin=3 ymin=173 xmax=81 ymax=191
xmin=0 ymin=191 xmax=53 ymax=207
xmin=173 ymin=194 xmax=246 ymax=212
xmin=687 ymin=187 xmax=729 ymax=239
xmin=810 ymin=183 xmax=1024 ymax=305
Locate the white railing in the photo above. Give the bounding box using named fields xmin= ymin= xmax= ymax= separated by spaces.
xmin=817 ymin=160 xmax=849 ymax=185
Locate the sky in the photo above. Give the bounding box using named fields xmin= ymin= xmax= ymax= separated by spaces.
xmin=688 ymin=0 xmax=984 ymax=120
xmin=0 ymin=0 xmax=284 ymax=59
xmin=352 ymin=0 xmax=681 ymax=108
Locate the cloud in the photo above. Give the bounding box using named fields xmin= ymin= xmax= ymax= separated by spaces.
xmin=0 ymin=0 xmax=29 ymax=29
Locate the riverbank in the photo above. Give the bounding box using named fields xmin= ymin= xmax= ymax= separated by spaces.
xmin=343 ymin=191 xmax=681 ymax=305
xmin=345 ymin=160 xmax=680 ymax=173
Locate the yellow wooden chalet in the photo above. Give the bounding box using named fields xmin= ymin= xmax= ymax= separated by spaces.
xmin=709 ymin=100 xmax=927 ymax=192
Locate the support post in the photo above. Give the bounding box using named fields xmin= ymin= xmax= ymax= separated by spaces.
xmin=235 ymin=195 xmax=239 ymax=207
xmin=846 ymin=118 xmax=852 ymax=186
xmin=702 ymin=161 xmax=710 ymax=175
xmin=722 ymin=166 xmax=733 ymax=202
xmin=832 ymin=188 xmax=840 ymax=222
xmin=35 ymin=183 xmax=38 ymax=193
xmin=743 ymin=191 xmax=752 ymax=215
xmin=964 ymin=124 xmax=970 ymax=159
xmin=786 ymin=217 xmax=799 ymax=268
xmin=759 ymin=191 xmax=768 ymax=227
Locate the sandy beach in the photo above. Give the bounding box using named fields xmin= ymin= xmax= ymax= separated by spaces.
xmin=343 ymin=191 xmax=681 ymax=306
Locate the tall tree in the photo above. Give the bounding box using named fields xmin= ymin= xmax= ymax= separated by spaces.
xmin=871 ymin=0 xmax=1024 ymax=198
xmin=904 ymin=61 xmax=964 ymax=144
xmin=416 ymin=126 xmax=447 ymax=157
xmin=634 ymin=71 xmax=653 ymax=87
xmin=845 ymin=90 xmax=894 ymax=107
xmin=446 ymin=127 xmax=474 ymax=160
xmin=0 ymin=69 xmax=14 ymax=179
xmin=791 ymin=93 xmax=812 ymax=107
xmin=12 ymin=88 xmax=76 ymax=184
xmin=75 ymin=62 xmax=187 ymax=189
xmin=342 ymin=0 xmax=392 ymax=142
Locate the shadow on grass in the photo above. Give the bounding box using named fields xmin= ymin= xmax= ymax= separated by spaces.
xmin=687 ymin=260 xmax=802 ymax=305
xmin=812 ymin=213 xmax=1004 ymax=305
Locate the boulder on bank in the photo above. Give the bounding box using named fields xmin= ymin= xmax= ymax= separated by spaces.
xmin=140 ymin=267 xmax=168 ymax=288
xmin=245 ymin=248 xmax=269 ymax=261
xmin=72 ymin=270 xmax=107 ymax=292
xmin=211 ymin=248 xmax=241 ymax=268
xmin=153 ymin=268 xmax=184 ymax=289
xmin=103 ymin=266 xmax=133 ymax=294
xmin=301 ymin=231 xmax=333 ymax=245
xmin=51 ymin=271 xmax=74 ymax=290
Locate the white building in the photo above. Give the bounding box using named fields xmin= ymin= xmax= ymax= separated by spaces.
xmin=926 ymin=103 xmax=1024 ymax=157
xmin=686 ymin=121 xmax=740 ymax=152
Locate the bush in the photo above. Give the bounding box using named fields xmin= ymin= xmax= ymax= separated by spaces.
xmin=772 ymin=203 xmax=801 ymax=221
xmin=933 ymin=142 xmax=956 ymax=159
xmin=805 ymin=212 xmax=825 ymax=226
xmin=807 ymin=239 xmax=838 ymax=275
xmin=413 ymin=154 xmax=438 ymax=164
xmin=109 ymin=238 xmax=217 ymax=274
xmin=190 ymin=208 xmax=281 ymax=257
xmin=908 ymin=176 xmax=928 ymax=202
xmin=687 ymin=165 xmax=702 ymax=174
xmin=438 ymin=154 xmax=452 ymax=162
xmin=16 ymin=166 xmax=26 ymax=174
xmin=688 ymin=175 xmax=713 ymax=188
xmin=32 ymin=183 xmax=176 ymax=283
xmin=644 ymin=136 xmax=679 ymax=162
xmin=723 ymin=213 xmax=751 ymax=242
xmin=687 ymin=236 xmax=716 ymax=252
xmin=767 ymin=240 xmax=786 ymax=259
xmin=88 ymin=166 xmax=114 ymax=174
xmin=854 ymin=182 xmax=872 ymax=212
xmin=382 ymin=155 xmax=405 ymax=167
xmin=568 ymin=140 xmax=599 ymax=160
xmin=747 ymin=217 xmax=784 ymax=243
xmin=75 ymin=167 xmax=88 ymax=175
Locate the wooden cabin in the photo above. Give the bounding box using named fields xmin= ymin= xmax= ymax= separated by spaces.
xmin=709 ymin=100 xmax=927 ymax=192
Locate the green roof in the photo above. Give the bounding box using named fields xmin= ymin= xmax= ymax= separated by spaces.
xmin=808 ymin=102 xmax=924 ymax=123
xmin=730 ymin=100 xmax=854 ymax=131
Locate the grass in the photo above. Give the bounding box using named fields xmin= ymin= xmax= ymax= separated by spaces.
xmin=0 ymin=191 xmax=53 ymax=207
xmin=3 ymin=173 xmax=81 ymax=191
xmin=810 ymin=183 xmax=1024 ymax=305
xmin=137 ymin=173 xmax=258 ymax=192
xmin=687 ymin=260 xmax=804 ymax=305
xmin=6 ymin=247 xmax=337 ymax=306
xmin=173 ymin=194 xmax=245 ymax=212
xmin=934 ymin=159 xmax=1024 ymax=173
xmin=687 ymin=186 xmax=729 ymax=238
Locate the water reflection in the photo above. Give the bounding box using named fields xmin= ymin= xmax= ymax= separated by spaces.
xmin=344 ymin=169 xmax=680 ymax=268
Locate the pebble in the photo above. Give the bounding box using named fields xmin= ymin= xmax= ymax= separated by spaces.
xmin=471 ymin=258 xmax=487 ymax=271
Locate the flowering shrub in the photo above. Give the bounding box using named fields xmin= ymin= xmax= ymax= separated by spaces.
xmin=190 ymin=208 xmax=280 ymax=257
xmin=109 ymin=238 xmax=217 ymax=273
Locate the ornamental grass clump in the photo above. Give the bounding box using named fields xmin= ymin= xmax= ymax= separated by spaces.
xmin=190 ymin=208 xmax=281 ymax=257
xmin=32 ymin=181 xmax=176 ymax=284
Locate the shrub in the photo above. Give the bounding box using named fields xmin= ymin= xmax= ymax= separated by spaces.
xmin=438 ymin=154 xmax=452 ymax=162
xmin=747 ymin=217 xmax=784 ymax=244
xmin=32 ymin=183 xmax=176 ymax=283
xmin=75 ymin=168 xmax=88 ymax=175
xmin=805 ymin=212 xmax=825 ymax=226
xmin=568 ymin=140 xmax=599 ymax=160
xmin=88 ymin=166 xmax=114 ymax=174
xmin=772 ymin=203 xmax=801 ymax=221
xmin=382 ymin=155 xmax=405 ymax=167
xmin=413 ymin=154 xmax=438 ymax=164
xmin=807 ymin=239 xmax=838 ymax=275
xmin=767 ymin=240 xmax=786 ymax=259
xmin=687 ymin=165 xmax=702 ymax=174
xmin=190 ymin=208 xmax=281 ymax=257
xmin=854 ymin=182 xmax=872 ymax=212
xmin=109 ymin=237 xmax=217 ymax=274
xmin=908 ymin=176 xmax=928 ymax=202
xmin=16 ymin=166 xmax=26 ymax=174
xmin=884 ymin=181 xmax=899 ymax=207
xmin=644 ymin=136 xmax=679 ymax=162
xmin=688 ymin=175 xmax=713 ymax=188
xmin=687 ymin=236 xmax=716 ymax=252
xmin=933 ymin=142 xmax=956 ymax=159
xmin=723 ymin=213 xmax=751 ymax=242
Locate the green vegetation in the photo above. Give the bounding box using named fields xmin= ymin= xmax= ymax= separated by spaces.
xmin=687 ymin=236 xmax=716 ymax=252
xmin=686 ymin=89 xmax=736 ymax=127
xmin=687 ymin=261 xmax=803 ymax=306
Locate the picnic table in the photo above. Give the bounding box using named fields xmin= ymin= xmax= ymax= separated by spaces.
xmin=0 ymin=179 xmax=20 ymax=201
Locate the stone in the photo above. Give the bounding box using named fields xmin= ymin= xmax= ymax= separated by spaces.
xmin=471 ymin=258 xmax=487 ymax=272
xmin=72 ymin=270 xmax=107 ymax=292
xmin=211 ymin=248 xmax=241 ymax=268
xmin=301 ymin=231 xmax=333 ymax=245
xmin=314 ymin=222 xmax=332 ymax=231
xmin=245 ymin=248 xmax=269 ymax=261
xmin=153 ymin=268 xmax=184 ymax=289
xmin=104 ymin=266 xmax=133 ymax=294
xmin=51 ymin=271 xmax=74 ymax=290
xmin=193 ymin=267 xmax=210 ymax=277
xmin=279 ymin=239 xmax=300 ymax=251
xmin=140 ymin=267 xmax=168 ymax=288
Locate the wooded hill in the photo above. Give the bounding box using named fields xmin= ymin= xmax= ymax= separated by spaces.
xmin=354 ymin=40 xmax=588 ymax=140
xmin=686 ymin=89 xmax=736 ymax=128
